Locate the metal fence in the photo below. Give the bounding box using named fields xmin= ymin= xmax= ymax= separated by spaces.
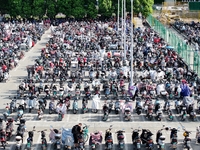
xmin=189 ymin=2 xmax=200 ymax=11
xmin=146 ymin=15 xmax=200 ymax=76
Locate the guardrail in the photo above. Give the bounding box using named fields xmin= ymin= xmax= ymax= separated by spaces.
xmin=146 ymin=15 xmax=200 ymax=76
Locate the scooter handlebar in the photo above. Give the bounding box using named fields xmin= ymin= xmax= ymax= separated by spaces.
xmin=115 ymin=130 xmax=125 ymax=133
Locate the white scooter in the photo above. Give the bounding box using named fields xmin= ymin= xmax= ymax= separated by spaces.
xmin=37 ymin=109 xmax=43 ymax=120
xmin=197 ymin=96 xmax=200 ymax=114
xmin=15 ymin=136 xmax=22 ymax=150
xmin=124 ymin=107 xmax=131 ymax=121
xmin=3 ymin=72 xmax=9 ymax=82
xmin=158 ymin=135 xmax=165 ymax=150
xmin=196 ymin=126 xmax=200 ymax=144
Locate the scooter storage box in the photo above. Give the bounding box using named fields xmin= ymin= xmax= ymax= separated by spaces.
xmin=182 ymin=107 xmax=186 ymax=110
xmin=20 ymin=119 xmax=26 ymax=124
xmin=55 ymin=134 xmax=61 ymax=140
xmin=15 ymin=136 xmax=22 ymax=141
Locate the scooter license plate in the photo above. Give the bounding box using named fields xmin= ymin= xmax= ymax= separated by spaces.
xmin=57 ymin=145 xmax=61 ymax=149
xmin=137 ymin=143 xmax=141 ymax=148
xmin=172 ymin=144 xmax=177 ymax=148
xmin=120 ymin=142 xmax=124 ymax=148
xmin=187 ymin=141 xmax=191 ymax=144
xmin=108 ymin=143 xmax=112 ymax=148
xmin=42 ymin=144 xmax=46 ymax=148
xmin=27 ymin=143 xmax=31 ymax=148
xmin=161 ymin=144 xmax=164 ymax=148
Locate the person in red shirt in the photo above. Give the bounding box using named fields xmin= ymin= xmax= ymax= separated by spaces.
xmin=2 ymin=64 xmax=7 ymax=72
xmin=83 ymin=57 xmax=87 ymax=65
xmin=50 ymin=62 xmax=54 ymax=68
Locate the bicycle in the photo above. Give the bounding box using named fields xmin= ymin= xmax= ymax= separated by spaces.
xmin=82 ymin=124 xmax=89 ymax=143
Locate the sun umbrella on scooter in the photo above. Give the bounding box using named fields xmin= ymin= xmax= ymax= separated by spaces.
xmin=166 ymin=45 xmax=174 ymax=49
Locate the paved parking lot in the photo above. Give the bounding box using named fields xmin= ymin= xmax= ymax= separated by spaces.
xmin=0 ymin=21 xmax=199 ymax=150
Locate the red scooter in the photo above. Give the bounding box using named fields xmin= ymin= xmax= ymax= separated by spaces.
xmin=89 ymin=131 xmax=103 ymax=150
xmin=0 ymin=129 xmax=7 ymax=149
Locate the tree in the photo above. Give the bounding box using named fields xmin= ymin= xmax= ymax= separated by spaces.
xmin=86 ymin=2 xmax=98 ymax=19
xmin=57 ymin=0 xmax=72 ymax=17
xmin=0 ymin=0 xmax=11 ymax=14
xmin=21 ymin=0 xmax=32 ymax=18
xmin=102 ymin=0 xmax=112 ymax=12
xmin=133 ymin=0 xmax=154 ymax=17
xmin=33 ymin=0 xmax=46 ymax=18
xmin=47 ymin=0 xmax=56 ymax=18
xmin=0 ymin=0 xmax=154 ymax=19
xmin=99 ymin=0 xmax=113 ymax=18
xmin=71 ymin=0 xmax=85 ymax=19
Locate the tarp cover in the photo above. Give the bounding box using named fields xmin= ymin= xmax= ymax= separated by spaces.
xmin=91 ymin=95 xmax=101 ymax=110
xmin=183 ymin=96 xmax=194 ymax=106
xmin=61 ymin=128 xmax=74 ymax=146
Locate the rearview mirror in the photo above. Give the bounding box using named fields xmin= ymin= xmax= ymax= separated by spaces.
xmin=165 ymin=127 xmax=169 ymax=131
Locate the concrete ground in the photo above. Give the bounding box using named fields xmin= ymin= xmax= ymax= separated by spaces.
xmin=0 ymin=20 xmax=199 ymax=150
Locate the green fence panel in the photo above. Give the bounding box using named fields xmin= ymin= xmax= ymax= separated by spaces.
xmin=189 ymin=2 xmax=200 ymax=11
xmin=194 ymin=52 xmax=198 ymax=67
xmin=147 ymin=15 xmax=200 ymax=76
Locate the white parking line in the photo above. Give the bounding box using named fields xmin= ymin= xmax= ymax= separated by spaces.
xmin=33 ymin=133 xmax=41 ymax=150
xmin=77 ymin=111 xmax=80 ymax=122
xmin=21 ymin=133 xmax=29 ymax=150
xmin=123 ymin=133 xmax=128 ymax=150
xmin=47 ymin=143 xmax=52 ymax=150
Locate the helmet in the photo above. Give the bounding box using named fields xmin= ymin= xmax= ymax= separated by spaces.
xmin=183 ymin=132 xmax=188 ymax=137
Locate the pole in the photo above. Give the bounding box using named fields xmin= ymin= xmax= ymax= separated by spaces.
xmin=96 ymin=0 xmax=99 ymax=13
xmin=123 ymin=0 xmax=126 ymax=60
xmin=121 ymin=0 xmax=123 ymax=50
xmin=117 ymin=0 xmax=119 ymax=34
xmin=130 ymin=0 xmax=133 ymax=86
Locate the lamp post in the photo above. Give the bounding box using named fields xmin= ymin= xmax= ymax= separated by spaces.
xmin=121 ymin=0 xmax=123 ymax=53
xmin=44 ymin=0 xmax=47 ymax=15
xmin=55 ymin=0 xmax=58 ymax=16
xmin=96 ymin=0 xmax=99 ymax=13
xmin=123 ymin=0 xmax=126 ymax=60
xmin=117 ymin=0 xmax=119 ymax=34
xmin=130 ymin=0 xmax=133 ymax=86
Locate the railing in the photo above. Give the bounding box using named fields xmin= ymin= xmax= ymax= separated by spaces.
xmin=147 ymin=15 xmax=200 ymax=76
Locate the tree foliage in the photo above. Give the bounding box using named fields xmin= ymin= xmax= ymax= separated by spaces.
xmin=0 ymin=0 xmax=153 ymax=19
